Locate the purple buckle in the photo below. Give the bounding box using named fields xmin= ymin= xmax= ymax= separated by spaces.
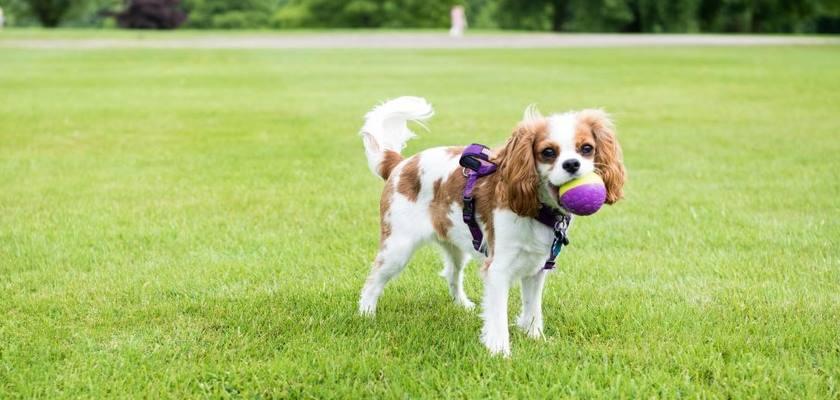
xmin=460 ymin=144 xmax=497 ymax=178
xmin=462 ymin=197 xmax=475 ymax=222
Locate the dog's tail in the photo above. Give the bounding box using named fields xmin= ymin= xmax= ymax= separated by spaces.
xmin=360 ymin=96 xmax=433 ymax=180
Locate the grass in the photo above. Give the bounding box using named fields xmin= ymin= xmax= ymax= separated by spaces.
xmin=0 ymin=41 xmax=839 ymax=398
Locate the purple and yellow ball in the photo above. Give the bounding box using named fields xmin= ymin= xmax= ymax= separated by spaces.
xmin=557 ymin=173 xmax=606 ymax=216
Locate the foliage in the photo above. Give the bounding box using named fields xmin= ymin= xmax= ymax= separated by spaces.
xmin=115 ymin=0 xmax=186 ymax=29
xmin=697 ymin=0 xmax=827 ymax=32
xmin=495 ymin=0 xmax=836 ymax=32
xmin=2 ymin=0 xmax=838 ymax=31
xmin=565 ymin=0 xmax=636 ymax=32
xmin=0 ymin=0 xmax=29 ymax=25
xmin=495 ymin=0 xmax=552 ymax=30
xmin=623 ymin=0 xmax=702 ymax=32
xmin=182 ymin=0 xmax=276 ymax=29
xmin=20 ymin=0 xmax=73 ymax=26
xmin=272 ymin=0 xmax=452 ymax=28
xmin=464 ymin=0 xmax=498 ymax=29
xmin=382 ymin=0 xmax=450 ymax=28
xmin=270 ymin=2 xmax=308 ymax=28
xmin=288 ymin=0 xmax=383 ymax=27
xmin=0 ymin=0 xmax=120 ymax=27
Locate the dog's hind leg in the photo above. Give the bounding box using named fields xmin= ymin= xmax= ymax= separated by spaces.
xmin=359 ymin=234 xmax=421 ymax=316
xmin=437 ymin=242 xmax=474 ymax=310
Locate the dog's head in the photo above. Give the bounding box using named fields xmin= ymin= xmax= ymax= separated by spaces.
xmin=495 ymin=106 xmax=626 ymax=216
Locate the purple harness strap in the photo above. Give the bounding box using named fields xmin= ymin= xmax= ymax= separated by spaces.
xmin=459 ymin=144 xmax=497 ymax=255
xmin=459 ymin=144 xmax=571 ymax=269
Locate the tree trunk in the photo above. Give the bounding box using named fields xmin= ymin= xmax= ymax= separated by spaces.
xmin=551 ymin=0 xmax=569 ymax=31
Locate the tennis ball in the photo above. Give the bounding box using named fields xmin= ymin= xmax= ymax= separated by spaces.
xmin=557 ymin=173 xmax=606 ymax=216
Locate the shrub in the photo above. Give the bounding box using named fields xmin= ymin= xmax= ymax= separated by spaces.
xmin=182 ymin=0 xmax=275 ymax=29
xmin=210 ymin=10 xmax=268 ymax=29
xmin=22 ymin=0 xmax=74 ymax=27
xmin=115 ymin=0 xmax=186 ymax=29
xmin=271 ymin=3 xmax=309 ymax=28
xmin=272 ymin=0 xmax=452 ymax=28
xmin=380 ymin=0 xmax=450 ymax=28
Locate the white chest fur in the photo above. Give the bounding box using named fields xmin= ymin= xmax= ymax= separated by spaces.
xmin=492 ymin=210 xmax=559 ymax=277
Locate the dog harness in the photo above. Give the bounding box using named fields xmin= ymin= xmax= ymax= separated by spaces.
xmin=459 ymin=144 xmax=571 ymax=270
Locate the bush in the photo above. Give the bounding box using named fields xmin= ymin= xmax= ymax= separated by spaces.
xmin=564 ymin=0 xmax=635 ymax=32
xmin=290 ymin=0 xmax=382 ymax=28
xmin=270 ymin=2 xmax=309 ymax=28
xmin=380 ymin=0 xmax=450 ymax=28
xmin=210 ymin=10 xmax=268 ymax=29
xmin=115 ymin=0 xmax=186 ymax=29
xmin=0 ymin=0 xmax=120 ymax=27
xmin=465 ymin=0 xmax=499 ymax=29
xmin=272 ymin=0 xmax=452 ymax=28
xmin=22 ymin=0 xmax=74 ymax=27
xmin=0 ymin=0 xmax=32 ymax=26
xmin=182 ymin=0 xmax=275 ymax=29
xmin=698 ymin=0 xmax=825 ymax=33
xmin=496 ymin=0 xmax=833 ymax=33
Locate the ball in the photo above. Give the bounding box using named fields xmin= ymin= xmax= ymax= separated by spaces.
xmin=557 ymin=173 xmax=606 ymax=216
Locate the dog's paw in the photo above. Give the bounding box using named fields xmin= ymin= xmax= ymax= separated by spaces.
xmin=516 ymin=314 xmax=544 ymax=339
xmin=480 ymin=331 xmax=511 ymax=357
xmin=358 ymin=301 xmax=377 ymax=317
xmin=455 ymin=296 xmax=476 ymax=310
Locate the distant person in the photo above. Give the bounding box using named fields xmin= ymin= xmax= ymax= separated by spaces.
xmin=450 ymin=5 xmax=466 ymax=37
xmin=0 ymin=7 xmax=5 ymax=30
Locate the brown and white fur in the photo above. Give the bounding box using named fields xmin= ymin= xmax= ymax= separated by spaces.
xmin=358 ymin=97 xmax=626 ymax=356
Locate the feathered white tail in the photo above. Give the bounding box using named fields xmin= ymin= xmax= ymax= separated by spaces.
xmin=360 ymin=96 xmax=434 ymax=179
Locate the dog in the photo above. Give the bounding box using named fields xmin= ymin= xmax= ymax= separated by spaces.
xmin=357 ymin=96 xmax=626 ymax=356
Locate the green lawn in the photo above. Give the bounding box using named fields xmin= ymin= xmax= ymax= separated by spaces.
xmin=1 ymin=43 xmax=838 ymax=398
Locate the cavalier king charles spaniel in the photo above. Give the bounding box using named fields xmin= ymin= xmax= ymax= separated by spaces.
xmin=358 ymin=97 xmax=626 ymax=356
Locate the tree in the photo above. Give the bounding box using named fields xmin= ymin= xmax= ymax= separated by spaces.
xmin=698 ymin=0 xmax=824 ymax=33
xmin=624 ymin=0 xmax=700 ymax=32
xmin=182 ymin=0 xmax=275 ymax=29
xmin=550 ymin=0 xmax=569 ymax=31
xmin=495 ymin=0 xmax=551 ymax=30
xmin=24 ymin=0 xmax=73 ymax=26
xmin=115 ymin=0 xmax=185 ymax=29
xmin=273 ymin=0 xmax=452 ymax=29
xmin=495 ymin=0 xmax=625 ymax=32
xmin=564 ymin=0 xmax=634 ymax=31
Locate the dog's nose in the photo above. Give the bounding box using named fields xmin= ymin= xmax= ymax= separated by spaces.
xmin=562 ymin=159 xmax=581 ymax=174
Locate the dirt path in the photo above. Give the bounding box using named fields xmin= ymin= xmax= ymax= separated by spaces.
xmin=2 ymin=33 xmax=838 ymax=49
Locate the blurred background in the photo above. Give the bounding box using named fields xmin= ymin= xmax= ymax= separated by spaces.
xmin=1 ymin=0 xmax=839 ymax=33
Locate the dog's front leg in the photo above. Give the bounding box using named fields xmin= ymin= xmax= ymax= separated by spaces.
xmin=480 ymin=258 xmax=515 ymax=357
xmin=517 ymin=269 xmax=547 ymax=338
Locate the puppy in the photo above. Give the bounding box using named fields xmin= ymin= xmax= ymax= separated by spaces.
xmin=358 ymin=97 xmax=625 ymax=356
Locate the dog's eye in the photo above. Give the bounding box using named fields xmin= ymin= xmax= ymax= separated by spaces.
xmin=540 ymin=148 xmax=556 ymax=159
xmin=580 ymin=144 xmax=594 ymax=155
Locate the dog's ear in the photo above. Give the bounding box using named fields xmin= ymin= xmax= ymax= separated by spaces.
xmin=579 ymin=109 xmax=626 ymax=204
xmin=496 ymin=121 xmax=541 ymax=217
